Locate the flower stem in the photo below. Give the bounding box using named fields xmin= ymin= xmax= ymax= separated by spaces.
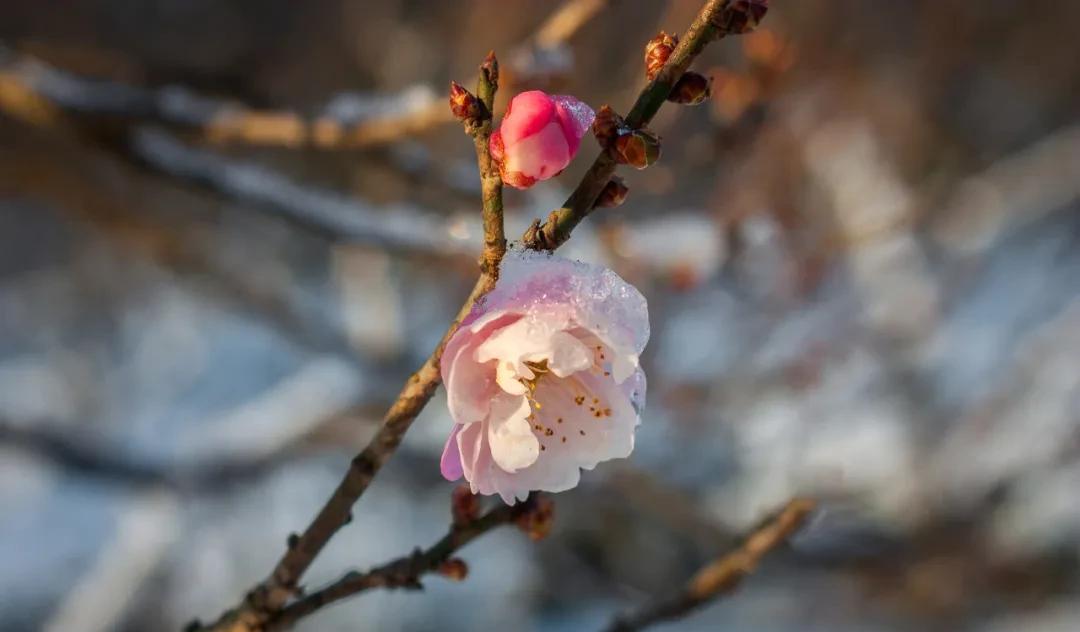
xmin=523 ymin=0 xmax=733 ymax=251
xmin=264 ymin=499 xmax=535 ymax=630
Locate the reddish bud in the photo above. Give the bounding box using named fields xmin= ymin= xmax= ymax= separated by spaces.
xmin=645 ymin=31 xmax=679 ymax=80
xmin=515 ymin=495 xmax=555 ymax=541
xmin=592 ymin=105 xmax=626 ymax=146
xmin=490 ymin=90 xmax=595 ymax=189
xmin=449 ymin=81 xmax=481 ymax=122
xmin=437 ymin=558 xmax=469 ymax=581
xmin=451 ymin=484 xmax=481 ymax=527
xmin=714 ymin=0 xmax=769 ymax=35
xmin=480 ymin=50 xmax=500 ymax=87
xmin=613 ymin=129 xmax=661 ymax=169
xmin=593 ymin=176 xmax=629 ymax=209
xmin=668 ymin=72 xmax=712 ymax=106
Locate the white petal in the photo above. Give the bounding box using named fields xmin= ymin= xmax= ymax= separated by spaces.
xmin=443 ymin=312 xmax=520 ymax=424
xmin=487 ymin=393 xmax=539 ymax=472
xmin=495 ymin=360 xmax=528 ymax=395
xmin=610 ymin=351 xmax=639 ymax=384
xmin=545 ymin=330 xmax=593 ymax=377
xmin=504 ymin=121 xmax=571 ymax=180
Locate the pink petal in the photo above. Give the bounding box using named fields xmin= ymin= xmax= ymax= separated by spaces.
xmin=551 ymin=95 xmax=596 ymax=157
xmin=483 ymin=250 xmax=650 ymax=359
xmin=498 ymin=90 xmax=556 ymax=146
xmin=440 ymin=425 xmax=464 ymax=481
xmin=503 ymin=121 xmax=571 ymax=181
xmin=442 ymin=311 xmax=522 ymax=425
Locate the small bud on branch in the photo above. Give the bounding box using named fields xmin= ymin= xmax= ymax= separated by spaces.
xmin=614 ymin=129 xmax=662 ymax=169
xmin=515 ymin=495 xmax=555 ymax=541
xmin=712 ymin=0 xmax=769 ymax=35
xmin=437 ymin=558 xmax=469 ymax=581
xmin=451 ymin=484 xmax=481 ymax=527
xmin=668 ymin=72 xmax=712 ymax=105
xmin=448 ymin=81 xmax=482 ymax=123
xmin=480 ymin=50 xmax=500 ymax=91
xmin=644 ymin=31 xmax=679 ymax=80
xmin=592 ymin=104 xmax=627 ymax=146
xmin=593 ymin=176 xmax=629 ymax=209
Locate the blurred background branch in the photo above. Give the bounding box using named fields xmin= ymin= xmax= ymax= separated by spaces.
xmin=2 ymin=0 xmax=1080 ymax=630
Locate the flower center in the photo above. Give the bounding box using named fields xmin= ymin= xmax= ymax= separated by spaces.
xmin=518 ymin=358 xmax=616 ymax=454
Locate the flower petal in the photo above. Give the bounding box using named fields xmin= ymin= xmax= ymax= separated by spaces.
xmin=443 ymin=311 xmax=521 ymax=424
xmin=499 ymin=90 xmax=556 ymax=145
xmin=551 ymin=95 xmax=595 ymax=156
xmin=503 ymin=120 xmax=571 ymax=180
xmin=487 ymin=393 xmax=539 ymax=473
xmin=440 ymin=425 xmax=464 ymax=481
xmin=545 ymin=330 xmax=593 ymax=377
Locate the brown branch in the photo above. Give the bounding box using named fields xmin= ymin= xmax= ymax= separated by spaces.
xmin=262 ymin=497 xmax=536 ymax=631
xmin=0 ymin=45 xmax=448 ymax=150
xmin=472 ymin=53 xmax=507 ymax=275
xmin=524 ymin=0 xmax=737 ymax=250
xmin=195 ymin=54 xmax=507 ymax=632
xmin=202 ymin=102 xmax=452 ymax=150
xmin=197 ymin=2 xmax=761 ymax=629
xmin=533 ymin=0 xmax=611 ymax=48
xmin=605 ymin=498 xmax=816 ymax=632
xmin=0 ymin=0 xmax=608 ymax=151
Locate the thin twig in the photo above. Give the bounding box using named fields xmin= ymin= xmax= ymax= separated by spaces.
xmin=197 ymin=54 xmax=508 ymax=632
xmin=534 ymin=0 xmax=611 ymax=48
xmin=263 ymin=498 xmax=534 ymax=631
xmin=199 ymin=1 xmax=752 ymax=629
xmin=524 ymin=0 xmax=733 ymax=250
xmin=0 ymin=0 xmax=608 ymax=151
xmin=472 ymin=52 xmax=507 ymax=274
xmin=605 ymin=499 xmax=816 ymax=632
xmin=0 ymin=45 xmax=449 ymax=150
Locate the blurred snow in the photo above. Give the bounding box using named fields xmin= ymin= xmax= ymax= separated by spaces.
xmin=2 ymin=1 xmax=1080 ymax=631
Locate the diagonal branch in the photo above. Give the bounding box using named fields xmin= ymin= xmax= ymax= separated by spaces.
xmin=196 ymin=53 xmax=508 ymax=632
xmin=605 ymin=498 xmax=816 ymax=632
xmin=263 ymin=497 xmax=537 ymax=631
xmin=524 ymin=0 xmax=737 ymax=250
xmin=197 ymin=1 xmax=757 ymax=630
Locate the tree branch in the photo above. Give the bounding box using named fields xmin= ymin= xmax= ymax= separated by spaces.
xmin=196 ymin=52 xmax=509 ymax=632
xmin=196 ymin=1 xmax=759 ymax=629
xmin=0 ymin=0 xmax=608 ymax=151
xmin=262 ymin=497 xmax=536 ymax=631
xmin=605 ymin=498 xmax=816 ymax=632
xmin=472 ymin=53 xmax=507 ymax=276
xmin=524 ymin=0 xmax=735 ymax=250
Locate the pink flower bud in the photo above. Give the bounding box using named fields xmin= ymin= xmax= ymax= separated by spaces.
xmin=439 ymin=250 xmax=649 ymax=504
xmin=489 ymin=90 xmax=596 ymax=190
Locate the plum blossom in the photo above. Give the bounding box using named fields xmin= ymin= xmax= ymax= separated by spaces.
xmin=489 ymin=90 xmax=596 ymax=190
xmin=440 ymin=249 xmax=649 ymax=504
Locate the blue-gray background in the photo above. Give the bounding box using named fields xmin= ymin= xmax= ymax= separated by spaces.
xmin=2 ymin=1 xmax=1079 ymax=630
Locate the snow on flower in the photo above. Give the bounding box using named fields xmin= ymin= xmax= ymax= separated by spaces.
xmin=440 ymin=249 xmax=649 ymax=504
xmin=489 ymin=90 xmax=596 ymax=190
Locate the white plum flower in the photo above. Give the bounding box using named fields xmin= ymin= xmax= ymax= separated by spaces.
xmin=440 ymin=249 xmax=649 ymax=504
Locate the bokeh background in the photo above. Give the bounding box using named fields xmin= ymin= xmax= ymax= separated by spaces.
xmin=2 ymin=0 xmax=1079 ymax=630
